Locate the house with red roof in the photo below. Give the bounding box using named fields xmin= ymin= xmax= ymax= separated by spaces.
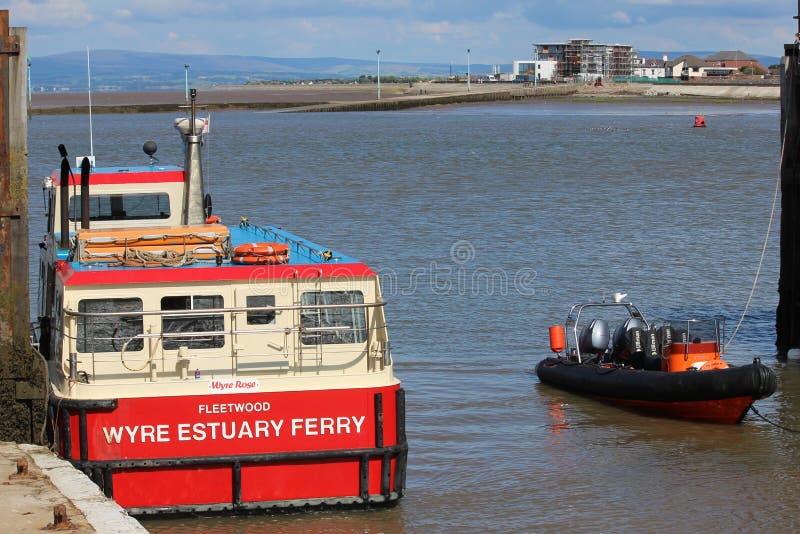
xmin=705 ymin=50 xmax=767 ymax=74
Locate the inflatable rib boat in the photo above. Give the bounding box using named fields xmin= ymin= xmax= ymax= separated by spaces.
xmin=536 ymin=300 xmax=776 ymax=424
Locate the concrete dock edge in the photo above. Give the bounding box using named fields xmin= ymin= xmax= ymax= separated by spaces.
xmin=20 ymin=444 xmax=148 ymax=533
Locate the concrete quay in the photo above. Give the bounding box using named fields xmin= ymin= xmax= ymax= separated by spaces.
xmin=0 ymin=441 xmax=146 ymax=533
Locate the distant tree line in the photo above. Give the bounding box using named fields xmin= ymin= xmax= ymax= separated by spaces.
xmin=357 ymin=75 xmax=427 ymax=84
xmin=740 ymin=65 xmax=767 ymax=75
xmin=246 ymin=75 xmax=429 ymax=86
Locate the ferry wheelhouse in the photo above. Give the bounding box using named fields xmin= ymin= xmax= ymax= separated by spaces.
xmin=35 ymin=99 xmax=406 ymax=514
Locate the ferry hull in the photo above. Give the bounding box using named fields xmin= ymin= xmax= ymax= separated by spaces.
xmin=49 ymin=385 xmax=406 ymax=514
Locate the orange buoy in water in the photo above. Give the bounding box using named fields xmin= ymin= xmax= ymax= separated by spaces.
xmin=693 ymin=115 xmax=706 ymax=127
xmin=549 ymin=325 xmax=566 ymax=353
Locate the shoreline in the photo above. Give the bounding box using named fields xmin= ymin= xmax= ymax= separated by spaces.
xmin=30 ymin=82 xmax=780 ymax=115
xmin=0 ymin=441 xmax=146 ymax=533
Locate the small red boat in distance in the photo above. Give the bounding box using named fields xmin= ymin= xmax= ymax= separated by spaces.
xmin=537 ymin=299 xmax=776 ymax=424
xmin=694 ymin=115 xmax=706 ymax=127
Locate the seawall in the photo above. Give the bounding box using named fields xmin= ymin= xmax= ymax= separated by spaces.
xmin=285 ymin=84 xmax=579 ymax=112
xmin=639 ymin=84 xmax=779 ymax=99
xmin=0 ymin=441 xmax=147 ymax=532
xmin=28 ymin=81 xmax=780 ymax=116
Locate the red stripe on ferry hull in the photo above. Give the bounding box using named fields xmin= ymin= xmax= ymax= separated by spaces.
xmin=58 ymin=262 xmax=376 ymax=285
xmin=594 ymin=395 xmax=756 ymax=424
xmin=53 ymin=169 xmax=185 ymax=185
xmin=56 ymin=385 xmax=404 ymax=511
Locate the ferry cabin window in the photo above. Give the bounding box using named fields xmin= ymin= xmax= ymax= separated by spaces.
xmin=77 ymin=298 xmax=144 ymax=353
xmin=68 ymin=193 xmax=170 ymax=221
xmin=161 ymin=295 xmax=224 ymax=350
xmin=246 ymin=295 xmax=276 ymax=325
xmin=300 ymin=291 xmax=367 ymax=345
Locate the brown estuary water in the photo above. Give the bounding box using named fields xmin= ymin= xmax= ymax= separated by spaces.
xmin=27 ymin=100 xmax=800 ymax=533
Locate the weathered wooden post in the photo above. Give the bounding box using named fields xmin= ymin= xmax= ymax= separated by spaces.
xmin=0 ymin=11 xmax=45 ymax=443
xmin=777 ymin=5 xmax=800 ymax=357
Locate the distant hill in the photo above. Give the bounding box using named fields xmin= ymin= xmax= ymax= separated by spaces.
xmin=30 ymin=50 xmax=505 ymax=93
xmin=31 ymin=49 xmax=783 ymax=93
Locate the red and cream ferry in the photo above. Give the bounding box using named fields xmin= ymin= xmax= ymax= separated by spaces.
xmin=35 ymin=94 xmax=406 ymax=514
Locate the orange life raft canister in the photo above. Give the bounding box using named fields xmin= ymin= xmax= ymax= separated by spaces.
xmin=231 ymin=254 xmax=289 ymax=265
xmin=231 ymin=242 xmax=290 ymax=265
xmin=233 ymin=242 xmax=290 ymax=257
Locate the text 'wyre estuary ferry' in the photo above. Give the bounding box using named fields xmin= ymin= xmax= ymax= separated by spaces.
xmin=34 ymin=92 xmax=406 ymax=514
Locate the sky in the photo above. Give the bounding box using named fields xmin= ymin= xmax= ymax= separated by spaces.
xmin=7 ymin=0 xmax=797 ymax=63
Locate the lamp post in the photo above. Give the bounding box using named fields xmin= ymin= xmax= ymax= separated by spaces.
xmin=467 ymin=48 xmax=471 ymax=92
xmin=376 ymin=49 xmax=381 ymax=100
xmin=184 ymin=64 xmax=189 ymax=103
xmin=27 ymin=56 xmax=31 ymax=107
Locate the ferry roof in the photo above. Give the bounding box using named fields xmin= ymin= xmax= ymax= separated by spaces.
xmin=51 ymin=165 xmax=185 ymax=185
xmin=55 ymin=223 xmax=375 ymax=286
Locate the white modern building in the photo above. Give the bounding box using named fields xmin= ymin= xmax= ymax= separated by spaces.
xmin=512 ymin=59 xmax=557 ymax=82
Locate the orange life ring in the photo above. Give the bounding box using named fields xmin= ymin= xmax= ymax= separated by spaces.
xmin=233 ymin=242 xmax=290 ymax=257
xmin=231 ymin=253 xmax=289 ymax=265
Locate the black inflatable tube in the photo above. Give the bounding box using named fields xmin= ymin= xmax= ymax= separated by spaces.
xmin=536 ymin=357 xmax=776 ymax=403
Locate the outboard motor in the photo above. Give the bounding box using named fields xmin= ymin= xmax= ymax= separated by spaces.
xmin=656 ymin=325 xmax=674 ymax=355
xmin=629 ymin=327 xmax=662 ymax=370
xmin=673 ymin=328 xmax=688 ymax=344
xmin=579 ymin=319 xmax=610 ymax=359
xmin=611 ymin=317 xmax=644 ymax=360
xmin=643 ymin=327 xmax=660 ymax=358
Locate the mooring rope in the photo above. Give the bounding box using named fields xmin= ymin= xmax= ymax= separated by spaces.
xmin=723 ymin=61 xmax=790 ymax=351
xmin=749 ymin=405 xmax=800 ymax=433
xmin=112 ymin=248 xmax=196 ymax=268
xmin=723 ymin=149 xmax=781 ymax=350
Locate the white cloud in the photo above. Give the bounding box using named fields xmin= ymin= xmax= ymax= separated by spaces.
xmin=298 ymin=20 xmax=318 ymax=34
xmin=12 ymin=0 xmax=793 ymax=61
xmin=625 ymin=0 xmax=673 ymax=5
xmin=491 ymin=11 xmax=515 ymax=22
xmin=415 ymin=21 xmax=455 ymax=36
xmin=10 ymin=0 xmax=93 ymax=27
xmin=342 ymin=0 xmax=413 ymax=7
xmin=609 ymin=11 xmax=632 ymax=24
